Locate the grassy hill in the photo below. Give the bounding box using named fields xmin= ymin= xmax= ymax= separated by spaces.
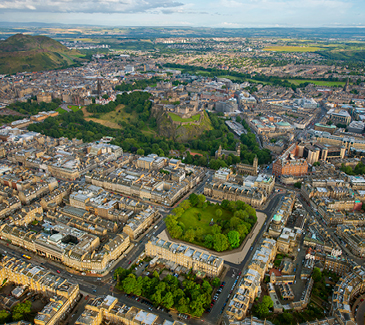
xmin=0 ymin=34 xmax=86 ymax=74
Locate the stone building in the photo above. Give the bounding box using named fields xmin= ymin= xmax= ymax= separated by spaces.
xmin=236 ymin=156 xmax=258 ymax=176
xmin=145 ymin=236 xmax=224 ymax=277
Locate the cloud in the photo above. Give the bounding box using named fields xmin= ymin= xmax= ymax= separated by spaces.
xmin=219 ymin=0 xmax=351 ymax=11
xmin=160 ymin=8 xmax=208 ymax=14
xmin=0 ymin=0 xmax=184 ymax=13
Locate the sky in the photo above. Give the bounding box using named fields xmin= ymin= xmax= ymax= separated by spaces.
xmin=0 ymin=0 xmax=364 ymax=28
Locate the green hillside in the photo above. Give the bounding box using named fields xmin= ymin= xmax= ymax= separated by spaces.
xmin=0 ymin=34 xmax=86 ymax=74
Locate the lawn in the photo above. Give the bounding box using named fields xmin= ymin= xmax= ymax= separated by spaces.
xmin=168 ymin=112 xmax=200 ymax=123
xmin=263 ymin=46 xmax=322 ymax=52
xmin=178 ymin=205 xmax=233 ymax=236
xmin=288 ymin=79 xmax=346 ymax=87
xmin=68 ymin=105 xmax=82 ymax=112
xmin=56 ymin=107 xmax=68 ymax=115
xmin=83 ymin=104 xmax=157 ymax=135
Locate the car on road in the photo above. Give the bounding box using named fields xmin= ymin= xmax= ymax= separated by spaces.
xmin=56 ymin=270 xmax=61 ymax=273
xmin=128 ymin=261 xmax=132 ymax=264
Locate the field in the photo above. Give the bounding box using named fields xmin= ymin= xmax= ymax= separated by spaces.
xmin=263 ymin=46 xmax=322 ymax=52
xmin=168 ymin=112 xmax=200 ymax=123
xmin=178 ymin=205 xmax=233 ymax=236
xmin=288 ymin=79 xmax=346 ymax=87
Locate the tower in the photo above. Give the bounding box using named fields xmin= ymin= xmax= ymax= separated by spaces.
xmin=253 ymin=156 xmax=258 ymax=174
xmin=97 ymin=78 xmax=102 ymax=97
xmin=216 ymin=145 xmax=222 ymax=158
xmin=236 ymin=143 xmax=241 ymax=157
xmin=344 ymin=78 xmax=350 ymax=92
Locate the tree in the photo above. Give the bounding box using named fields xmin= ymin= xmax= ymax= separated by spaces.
xmin=184 ymin=229 xmax=196 ymax=242
xmin=221 ymin=200 xmax=229 ymax=209
xmin=153 ymin=270 xmax=160 ymax=279
xmin=151 ymin=290 xmax=162 ymax=305
xmin=230 ymin=216 xmax=243 ymax=228
xmin=195 ymin=227 xmax=204 ymax=238
xmin=312 ymin=267 xmax=322 ymax=282
xmin=189 ymin=193 xmax=199 ymax=207
xmin=282 ymin=311 xmax=294 ymax=322
xmin=204 ymin=234 xmax=214 ymax=249
xmin=114 ymin=267 xmax=132 ymax=283
xmin=212 ymin=224 xmax=221 ymax=235
xmin=237 ymin=224 xmax=249 ymax=238
xmin=122 ymin=274 xmax=137 ymax=294
xmin=212 ymin=277 xmax=220 ymax=287
xmin=162 ymin=292 xmax=174 ymax=309
xmin=0 ymin=310 xmax=10 ymax=324
xmin=227 ymin=231 xmax=240 ymax=248
xmin=254 ymin=302 xmax=269 ymax=318
xmin=202 ymin=280 xmax=213 ymax=295
xmin=172 ymin=207 xmax=184 ymax=218
xmin=170 ymin=225 xmax=183 ymax=238
xmin=12 ymin=301 xmax=32 ymax=322
xmin=136 ymin=148 xmax=144 ymax=156
xmin=185 ymin=152 xmax=194 ymax=164
xmin=180 ymin=200 xmax=191 ymax=211
xmin=197 ymin=194 xmax=206 ymax=207
xmin=236 ymin=116 xmax=242 ymax=123
xmin=177 ymin=297 xmax=190 ymax=314
xmin=213 ymin=233 xmax=229 ymax=252
xmin=134 ymin=277 xmax=143 ymax=296
xmin=294 ymin=182 xmax=302 ymax=189
xmin=215 ymin=209 xmax=223 ymax=218
xmin=262 ymin=295 xmax=273 ymax=309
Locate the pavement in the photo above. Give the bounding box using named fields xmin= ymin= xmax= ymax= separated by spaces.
xmin=0 ymin=169 xmax=285 ymax=325
xmin=355 ymin=295 xmax=365 ymax=325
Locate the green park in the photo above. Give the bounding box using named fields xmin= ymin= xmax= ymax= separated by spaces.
xmin=165 ymin=194 xmax=257 ymax=252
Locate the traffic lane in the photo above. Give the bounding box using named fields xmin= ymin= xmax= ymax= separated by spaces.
xmin=356 ymin=300 xmax=365 ymax=325
xmin=68 ymin=298 xmax=89 ymax=325
xmin=208 ymin=269 xmax=240 ymax=321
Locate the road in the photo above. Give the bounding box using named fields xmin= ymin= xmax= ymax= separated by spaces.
xmin=0 ymin=169 xmax=284 ymax=325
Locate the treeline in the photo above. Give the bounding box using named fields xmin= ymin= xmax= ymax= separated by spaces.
xmin=164 ymin=63 xmax=294 ymax=86
xmin=164 ymin=63 xmax=348 ymax=90
xmin=114 ymin=268 xmax=214 ymax=317
xmin=7 ymin=98 xmax=61 ymax=116
xmin=0 ymin=115 xmax=24 ymax=125
xmin=115 ymin=77 xmax=162 ymax=91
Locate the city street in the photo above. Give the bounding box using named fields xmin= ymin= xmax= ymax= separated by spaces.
xmin=0 ymin=173 xmax=285 ymax=325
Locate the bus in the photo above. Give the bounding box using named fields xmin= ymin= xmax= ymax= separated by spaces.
xmin=22 ymin=254 xmax=31 ymax=260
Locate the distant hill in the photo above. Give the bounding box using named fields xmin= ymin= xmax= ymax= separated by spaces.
xmin=0 ymin=34 xmax=85 ymax=74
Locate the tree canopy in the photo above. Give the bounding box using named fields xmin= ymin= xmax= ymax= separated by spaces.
xmin=114 ymin=267 xmax=213 ymax=317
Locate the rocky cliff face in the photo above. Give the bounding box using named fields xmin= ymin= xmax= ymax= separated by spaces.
xmin=153 ymin=110 xmax=212 ymax=142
